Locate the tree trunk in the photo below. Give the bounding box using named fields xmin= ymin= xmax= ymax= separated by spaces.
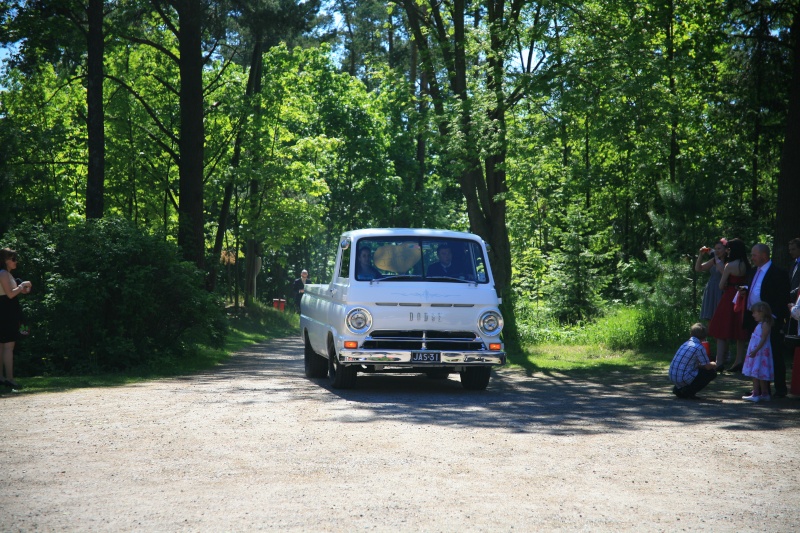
xmin=666 ymin=0 xmax=678 ymax=183
xmin=774 ymin=12 xmax=800 ymax=268
xmin=209 ymin=39 xmax=263 ymax=291
xmin=176 ymin=0 xmax=205 ymax=268
xmin=85 ymin=0 xmax=104 ymax=219
xmin=399 ymin=0 xmax=520 ymax=349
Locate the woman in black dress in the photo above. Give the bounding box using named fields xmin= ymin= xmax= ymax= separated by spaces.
xmin=0 ymin=248 xmax=32 ymax=389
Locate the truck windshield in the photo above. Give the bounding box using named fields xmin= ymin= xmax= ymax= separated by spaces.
xmin=353 ymin=237 xmax=489 ymax=283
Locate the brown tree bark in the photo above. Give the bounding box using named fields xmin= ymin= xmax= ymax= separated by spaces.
xmin=774 ymin=11 xmax=800 ymax=268
xmin=174 ymin=0 xmax=205 ymax=268
xmin=208 ymin=40 xmax=263 ymax=291
xmin=85 ymin=0 xmax=105 ymax=219
xmin=398 ymin=0 xmax=520 ymax=348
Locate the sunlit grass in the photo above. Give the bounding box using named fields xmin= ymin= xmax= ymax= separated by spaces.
xmin=508 ymin=302 xmax=691 ymax=378
xmin=510 ymin=344 xmax=671 ymax=375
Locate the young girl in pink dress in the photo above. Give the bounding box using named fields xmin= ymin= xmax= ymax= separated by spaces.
xmin=741 ymin=301 xmax=774 ymax=402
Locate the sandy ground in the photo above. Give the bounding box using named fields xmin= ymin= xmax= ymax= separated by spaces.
xmin=2 ymin=337 xmax=800 ymax=532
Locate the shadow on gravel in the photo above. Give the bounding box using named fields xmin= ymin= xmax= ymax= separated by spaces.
xmin=199 ymin=337 xmax=800 ymax=436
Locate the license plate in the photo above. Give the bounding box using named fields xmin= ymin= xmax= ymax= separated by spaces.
xmin=411 ymin=351 xmax=441 ymax=362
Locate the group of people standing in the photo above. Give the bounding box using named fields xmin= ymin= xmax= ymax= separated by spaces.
xmin=672 ymin=238 xmax=800 ymax=401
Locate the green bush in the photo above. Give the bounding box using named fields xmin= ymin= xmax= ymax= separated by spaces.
xmin=4 ymin=219 xmax=226 ymax=375
xmin=516 ymin=251 xmax=697 ymax=351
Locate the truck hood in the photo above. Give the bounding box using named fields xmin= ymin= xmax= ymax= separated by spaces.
xmin=343 ymin=282 xmax=499 ymax=307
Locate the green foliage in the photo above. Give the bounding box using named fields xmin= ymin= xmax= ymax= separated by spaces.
xmin=225 ymin=300 xmax=299 ymax=348
xmin=518 ymin=301 xmax=693 ymax=353
xmin=517 ymin=250 xmax=696 ymax=350
xmin=4 ymin=219 xmax=227 ymax=375
xmin=13 ymin=299 xmax=299 ymax=392
xmin=1 ymin=0 xmax=795 ymax=356
xmin=541 ymin=207 xmax=614 ymax=323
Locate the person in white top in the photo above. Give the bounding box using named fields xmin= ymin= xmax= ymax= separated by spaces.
xmin=790 ymin=294 xmax=800 ymax=336
xmin=788 ymin=238 xmax=800 ymax=334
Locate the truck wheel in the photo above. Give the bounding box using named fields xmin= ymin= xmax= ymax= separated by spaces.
xmin=425 ymin=369 xmax=451 ymax=379
xmin=304 ymin=334 xmax=328 ymax=379
xmin=328 ymin=349 xmax=357 ymax=389
xmin=460 ymin=367 xmax=491 ymax=390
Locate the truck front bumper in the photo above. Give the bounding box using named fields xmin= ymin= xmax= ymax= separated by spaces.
xmin=338 ymin=350 xmax=506 ymax=366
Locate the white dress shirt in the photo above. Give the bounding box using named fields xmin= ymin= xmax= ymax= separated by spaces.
xmin=748 ymin=260 xmax=771 ymax=310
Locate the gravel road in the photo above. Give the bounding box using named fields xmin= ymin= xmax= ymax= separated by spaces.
xmin=2 ymin=337 xmax=800 ymax=531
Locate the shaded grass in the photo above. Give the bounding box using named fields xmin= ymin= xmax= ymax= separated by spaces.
xmin=4 ymin=305 xmax=299 ymax=395
xmin=507 ymin=342 xmax=784 ymax=402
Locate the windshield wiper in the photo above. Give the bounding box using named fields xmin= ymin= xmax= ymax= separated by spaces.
xmin=373 ymin=275 xmax=423 ymax=282
xmin=425 ymin=276 xmax=471 ymax=283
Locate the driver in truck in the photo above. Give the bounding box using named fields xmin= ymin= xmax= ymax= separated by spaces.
xmin=427 ymin=242 xmax=462 ymax=278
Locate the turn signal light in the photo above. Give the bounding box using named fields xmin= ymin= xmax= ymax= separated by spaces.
xmin=489 ymin=343 xmax=502 ymax=351
xmin=344 ymin=341 xmax=359 ymax=349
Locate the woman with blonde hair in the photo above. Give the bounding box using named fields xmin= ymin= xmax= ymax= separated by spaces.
xmin=741 ymin=301 xmax=775 ymax=402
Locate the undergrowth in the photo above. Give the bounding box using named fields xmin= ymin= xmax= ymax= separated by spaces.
xmin=8 ymin=302 xmax=298 ymax=394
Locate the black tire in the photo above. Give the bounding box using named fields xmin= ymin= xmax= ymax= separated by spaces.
xmin=328 ymin=343 xmax=357 ymax=389
xmin=425 ymin=369 xmax=452 ymax=379
xmin=304 ymin=333 xmax=328 ymax=379
xmin=460 ymin=367 xmax=491 ymax=390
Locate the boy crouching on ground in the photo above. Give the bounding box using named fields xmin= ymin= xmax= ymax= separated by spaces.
xmin=669 ymin=323 xmax=718 ymax=399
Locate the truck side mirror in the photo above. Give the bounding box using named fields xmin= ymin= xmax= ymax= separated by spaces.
xmin=341 ymin=237 xmax=351 ymax=250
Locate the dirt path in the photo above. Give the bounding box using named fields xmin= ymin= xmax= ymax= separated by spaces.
xmin=2 ymin=337 xmax=800 ymax=531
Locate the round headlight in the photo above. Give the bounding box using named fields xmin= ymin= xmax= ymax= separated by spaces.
xmin=478 ymin=310 xmax=504 ymax=336
xmin=346 ymin=307 xmax=372 ymax=334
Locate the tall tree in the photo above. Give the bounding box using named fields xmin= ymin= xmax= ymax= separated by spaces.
xmin=85 ymin=0 xmax=105 ymax=218
xmin=397 ymin=0 xmax=530 ymax=346
xmin=208 ymin=0 xmax=321 ymax=293
xmin=172 ymin=0 xmax=205 ymax=267
xmin=1 ymin=0 xmax=107 ymax=218
xmin=774 ymin=7 xmax=800 ymax=267
xmin=113 ymin=0 xmax=212 ymax=267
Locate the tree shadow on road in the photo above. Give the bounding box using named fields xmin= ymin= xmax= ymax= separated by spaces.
xmin=190 ymin=337 xmax=800 ymax=436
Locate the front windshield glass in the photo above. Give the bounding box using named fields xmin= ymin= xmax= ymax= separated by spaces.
xmin=353 ymin=237 xmax=489 ymax=283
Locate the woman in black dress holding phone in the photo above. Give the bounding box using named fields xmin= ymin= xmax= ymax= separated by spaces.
xmin=0 ymin=248 xmax=32 ymax=389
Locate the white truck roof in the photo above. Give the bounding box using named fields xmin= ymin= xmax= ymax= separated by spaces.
xmin=342 ymin=228 xmax=484 ymax=240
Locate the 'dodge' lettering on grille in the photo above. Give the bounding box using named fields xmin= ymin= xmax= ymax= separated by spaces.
xmin=409 ymin=312 xmax=443 ymax=322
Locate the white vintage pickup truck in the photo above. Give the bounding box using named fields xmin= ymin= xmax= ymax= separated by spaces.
xmin=300 ymin=228 xmax=506 ymax=390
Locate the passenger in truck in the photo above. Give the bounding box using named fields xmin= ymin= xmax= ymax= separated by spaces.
xmin=356 ymin=247 xmax=381 ymax=280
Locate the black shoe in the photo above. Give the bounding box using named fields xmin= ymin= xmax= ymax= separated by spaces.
xmin=728 ymin=363 xmax=743 ymax=373
xmin=3 ymin=379 xmax=20 ymax=389
xmin=774 ymin=391 xmax=787 ymax=398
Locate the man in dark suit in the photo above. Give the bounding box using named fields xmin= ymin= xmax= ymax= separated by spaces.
xmin=743 ymin=244 xmax=791 ymax=397
xmin=293 ymin=269 xmax=309 ymax=311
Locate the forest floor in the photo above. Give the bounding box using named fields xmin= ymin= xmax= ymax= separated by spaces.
xmin=2 ymin=337 xmax=800 ymax=531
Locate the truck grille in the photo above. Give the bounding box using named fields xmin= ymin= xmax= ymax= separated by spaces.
xmin=361 ymin=330 xmax=485 ymax=351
